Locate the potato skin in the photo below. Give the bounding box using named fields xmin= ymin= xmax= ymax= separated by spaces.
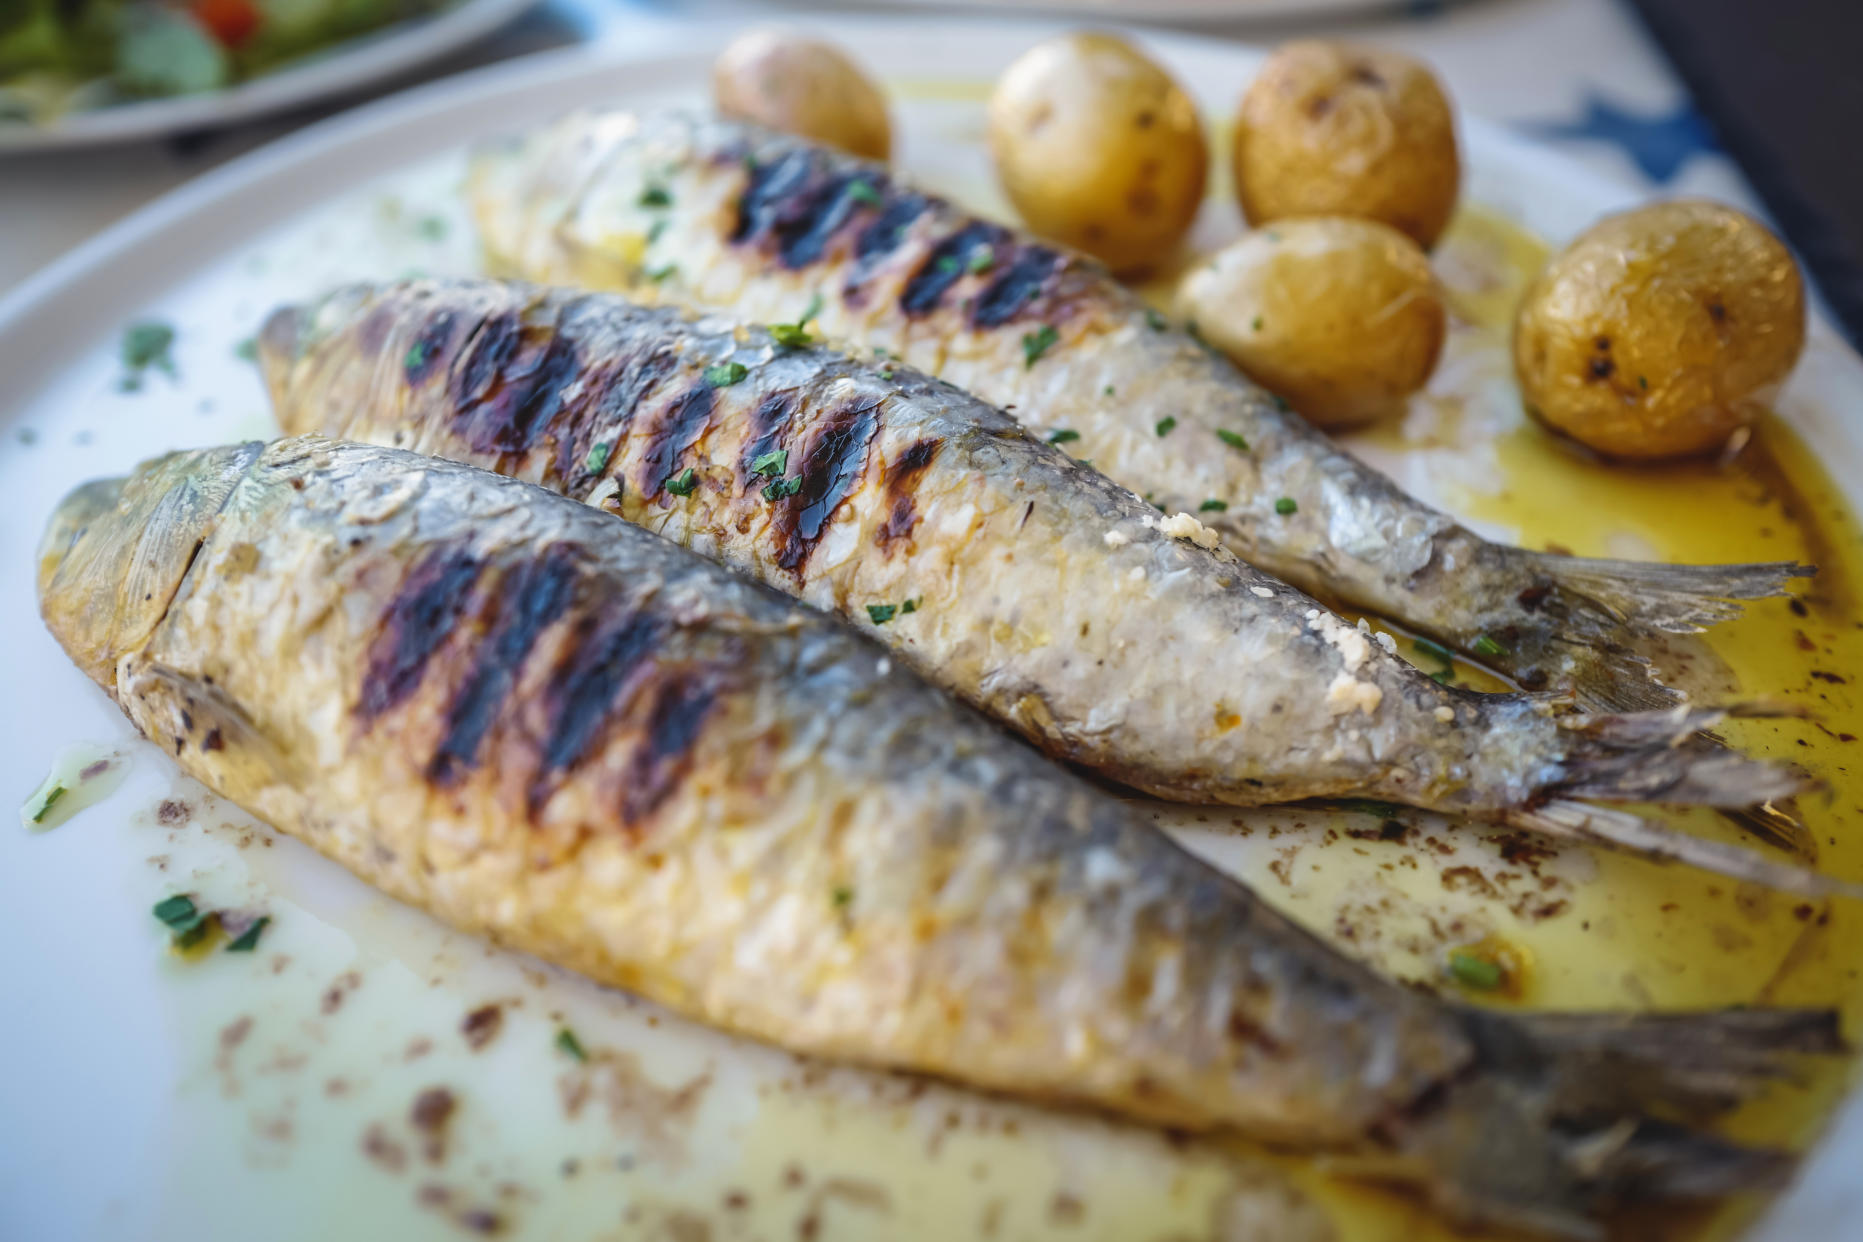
xmin=988 ymin=31 xmax=1208 ymax=275
xmin=1513 ymin=201 xmax=1806 ymax=461
xmin=1178 ymin=216 xmax=1446 ymax=429
xmin=712 ymin=30 xmax=892 ymax=161
xmin=1233 ymin=41 xmax=1459 ymax=250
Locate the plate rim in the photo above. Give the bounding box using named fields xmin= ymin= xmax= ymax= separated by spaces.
xmin=1 ymin=20 xmax=1858 ymax=1241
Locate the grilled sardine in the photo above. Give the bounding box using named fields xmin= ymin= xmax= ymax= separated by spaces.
xmin=465 ymin=110 xmax=1808 ymax=713
xmin=260 ymin=280 xmax=1845 ymax=894
xmin=36 ymin=437 xmax=1847 ymax=1238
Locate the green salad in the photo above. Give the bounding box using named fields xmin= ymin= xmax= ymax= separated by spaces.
xmin=0 ymin=0 xmax=453 ymax=122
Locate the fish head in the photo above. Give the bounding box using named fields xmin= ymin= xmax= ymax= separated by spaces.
xmin=38 ymin=442 xmax=263 ymax=691
xmin=257 ymin=284 xmax=381 ymax=434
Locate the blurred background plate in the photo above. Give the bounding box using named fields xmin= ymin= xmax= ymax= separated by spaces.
xmin=0 ymin=0 xmax=537 ymax=153
xmin=855 ymin=0 xmax=1398 ymax=19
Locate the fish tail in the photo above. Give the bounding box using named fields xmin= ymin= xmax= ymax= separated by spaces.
xmin=1547 ymin=704 xmax=1816 ymax=807
xmin=1526 ymin=552 xmax=1812 ymax=636
xmin=1381 ymin=1007 xmax=1844 ymax=1237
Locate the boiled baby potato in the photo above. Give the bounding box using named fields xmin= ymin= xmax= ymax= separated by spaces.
xmin=988 ymin=31 xmax=1208 ymax=275
xmin=1178 ymin=216 xmax=1446 ymax=429
xmin=712 ymin=29 xmax=892 ymax=161
xmin=1513 ymin=200 xmax=1806 ymax=460
xmin=1233 ymin=41 xmax=1460 ymax=250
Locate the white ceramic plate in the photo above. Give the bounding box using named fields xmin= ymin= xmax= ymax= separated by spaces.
xmin=3 ymin=20 xmax=1861 ymax=1242
xmin=856 ymin=0 xmax=1394 ymax=21
xmin=0 ymin=0 xmax=537 ymax=153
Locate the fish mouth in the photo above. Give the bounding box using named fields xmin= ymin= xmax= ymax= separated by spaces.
xmin=38 ymin=476 xmax=127 ymax=598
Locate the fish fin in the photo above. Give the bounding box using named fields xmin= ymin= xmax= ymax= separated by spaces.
xmin=1548 ymin=705 xmax=1818 ymax=807
xmin=1527 ymin=553 xmax=1812 ymax=636
xmin=1379 ymin=1006 xmax=1842 ymax=1237
xmin=1502 ymin=800 xmax=1861 ymax=899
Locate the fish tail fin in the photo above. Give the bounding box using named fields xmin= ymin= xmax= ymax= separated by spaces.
xmin=1548 ymin=704 xmax=1816 ymax=807
xmin=1527 ymin=553 xmax=1812 ymax=636
xmin=1378 ymin=1007 xmax=1844 ymax=1237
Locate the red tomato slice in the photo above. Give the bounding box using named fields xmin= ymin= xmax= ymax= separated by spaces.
xmin=189 ymin=0 xmax=261 ymax=48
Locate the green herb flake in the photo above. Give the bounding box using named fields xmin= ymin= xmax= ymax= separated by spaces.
xmin=23 ymin=781 xmax=66 ymax=825
xmin=1198 ymin=499 xmax=1228 ymax=513
xmin=935 ymin=255 xmax=961 ymax=276
xmin=1046 ymin=429 xmax=1081 ymax=445
xmin=879 ymin=369 xmax=895 ymax=380
xmin=646 ymin=219 xmax=668 ymax=244
xmin=645 ymin=262 xmax=678 ymax=283
xmin=153 ymin=893 xmax=211 ymax=947
xmin=1155 ymin=416 xmax=1177 ymax=438
xmin=225 ymin=916 xmax=270 ymax=953
xmin=1413 ymin=637 xmax=1457 ymax=666
xmin=966 ymin=248 xmax=994 ymax=274
xmin=831 ymin=885 xmax=854 ymax=910
xmin=1216 ymin=429 xmax=1250 ymax=452
xmin=1447 ymin=951 xmax=1504 ymax=991
xmin=769 ymin=323 xmax=814 ymax=348
xmin=1021 ymin=325 xmax=1060 ymax=368
xmin=1102 ymin=385 xmax=1115 ymax=396
xmin=1638 ymin=375 xmax=1649 ymax=390
xmin=1337 ymin=799 xmax=1406 ymax=820
xmin=233 ymin=337 xmax=258 ymax=363
xmin=1428 ymin=668 xmax=1457 ymax=685
xmin=1472 ymin=634 xmax=1508 ymax=658
xmin=1251 ymin=316 xmax=1264 ymax=332
xmin=902 ymin=597 xmax=920 ymax=615
xmin=847 ymin=179 xmax=883 ymax=206
xmin=1144 ymin=309 xmax=1168 ymax=331
xmin=761 ymin=476 xmax=803 ymax=501
xmin=416 ymin=214 xmax=448 ymax=241
xmin=405 ymin=340 xmax=431 ymax=372
xmin=1274 ymin=497 xmax=1298 ymax=516
xmin=121 ymin=320 xmax=176 ymax=378
xmin=1271 ymin=393 xmax=1290 ymax=412
xmin=866 ymin=603 xmax=898 ymax=625
xmin=638 ymin=184 xmax=671 ymax=208
xmin=704 ymin=361 xmax=749 ymax=387
xmin=664 ymin=468 xmax=698 ymax=497
xmin=555 ymin=1027 xmax=588 ymax=1062
xmin=586 ymin=442 xmax=612 ymax=474
xmin=750 ymin=449 xmax=788 ymax=477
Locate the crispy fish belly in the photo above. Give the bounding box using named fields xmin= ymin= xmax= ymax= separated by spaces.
xmin=466 ymin=109 xmax=1809 ymax=714
xmin=36 ymin=437 xmax=1848 ymax=1239
xmin=259 ymin=280 xmax=1848 ymax=897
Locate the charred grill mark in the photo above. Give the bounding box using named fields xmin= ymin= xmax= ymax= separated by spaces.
xmin=359 ymin=548 xmax=484 ymax=723
xmin=732 ymin=151 xmax=819 ymax=245
xmin=855 ymin=192 xmax=928 ymax=263
xmin=528 ymin=609 xmax=666 ymax=811
xmin=637 ymin=383 xmax=716 ymax=498
xmin=428 ymin=546 xmax=582 ymax=786
xmin=403 ymin=310 xmax=460 ymax=387
xmin=899 ymin=223 xmax=1004 ymax=315
xmin=876 ymin=437 xmax=941 ymax=547
xmin=774 ymin=398 xmax=882 ymax=573
xmin=971 ymin=247 xmax=1064 ymax=328
xmin=450 ymin=304 xmax=586 ymax=457
xmin=738 ymin=391 xmax=796 ymax=483
xmin=777 ymin=173 xmax=862 ymax=268
xmin=452 ymin=309 xmax=523 ymax=405
xmin=621 ymin=672 xmax=720 ymax=825
xmin=546 ymin=336 xmax=683 ymax=487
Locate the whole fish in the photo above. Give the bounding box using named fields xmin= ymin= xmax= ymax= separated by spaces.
xmin=37 ymin=437 xmax=1845 ymax=1239
xmin=466 ymin=109 xmax=1807 ymax=714
xmin=259 ymin=279 xmax=1842 ymax=894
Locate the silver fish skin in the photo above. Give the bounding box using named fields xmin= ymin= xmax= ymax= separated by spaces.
xmin=255 ymin=278 xmax=1835 ymax=892
xmin=465 ymin=109 xmax=1808 ymax=714
xmin=36 ymin=437 xmax=1845 ymax=1239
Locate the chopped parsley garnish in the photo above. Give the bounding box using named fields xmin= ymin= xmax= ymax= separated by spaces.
xmin=645 ymin=262 xmax=678 ymax=283
xmin=416 ymin=214 xmax=447 ymax=241
xmin=664 ymin=468 xmax=698 ymax=497
xmin=831 ymin=886 xmax=854 ymax=910
xmin=1021 ymin=324 xmax=1059 ymax=368
xmin=23 ymin=781 xmax=66 ymax=825
xmin=1251 ymin=316 xmax=1264 ymax=332
xmin=586 ymin=442 xmax=612 ymax=473
xmin=750 ymin=449 xmax=788 ymax=477
xmin=1337 ymin=798 xmax=1406 ymax=819
xmin=638 ymin=184 xmax=671 ymax=208
xmin=1413 ymin=637 xmax=1457 ymax=665
xmin=704 ymin=361 xmax=748 ymax=387
xmin=233 ymin=336 xmax=258 ymax=363
xmin=1638 ymin=375 xmax=1649 ymax=390
xmin=847 ymin=179 xmax=883 ymax=206
xmin=1472 ymin=634 xmax=1508 ymax=658
xmin=768 ymin=293 xmax=824 ymax=348
xmin=225 ymin=916 xmax=270 ymax=953
xmin=1447 ymin=951 xmax=1503 ymax=991
xmin=761 ymin=475 xmax=803 ymax=501
xmin=1144 ymin=309 xmax=1168 ymax=331
xmin=1216 ymin=429 xmax=1250 ymax=452
xmin=555 ymin=1027 xmax=588 ymax=1062
xmin=866 ymin=599 xmax=918 ymax=625
xmin=153 ymin=894 xmax=211 ymax=949
xmin=1155 ymin=416 xmax=1177 ymax=438
xmin=1102 ymin=385 xmax=1115 ymax=396
xmin=1271 ymin=393 xmax=1290 ymax=412
xmin=1046 ymin=429 xmax=1080 ymax=445
xmin=1198 ymin=499 xmax=1228 ymax=513
xmin=879 ymin=369 xmax=894 ymax=380
xmin=405 ymin=340 xmax=432 ymax=371
xmin=966 ymin=248 xmax=994 ymax=274
xmin=646 ymin=218 xmax=668 ymax=244
xmin=935 ymin=255 xmax=961 ymax=275
xmin=1274 ymin=497 xmax=1298 ymax=516
xmin=119 ymin=320 xmax=177 ymax=389
xmin=798 ymin=292 xmax=823 ymax=323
